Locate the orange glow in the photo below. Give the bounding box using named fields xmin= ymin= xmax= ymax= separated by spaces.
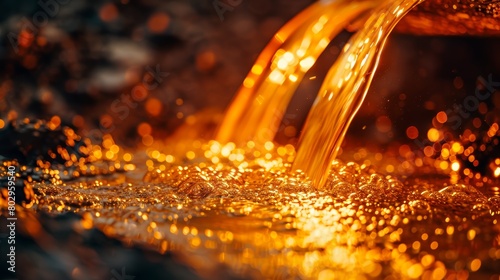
xmin=463 ymin=168 xmax=471 ymax=176
xmin=215 ymin=0 xmax=379 ymax=145
xmin=268 ymin=69 xmax=286 ymax=84
xmin=470 ymin=259 xmax=481 ymax=272
xmin=0 ymin=119 xmax=5 ymax=129
xmin=145 ymin=98 xmax=163 ymax=116
xmin=299 ymin=56 xmax=316 ymax=71
xmin=251 ymin=65 xmax=264 ymax=75
xmin=399 ymin=144 xmax=411 ymax=157
xmin=132 ymin=85 xmax=148 ymax=100
xmin=451 ymin=142 xmax=462 ymax=153
xmin=7 ymin=110 xmax=18 ymax=121
xmin=407 ymin=263 xmax=423 ymax=278
xmin=142 ymin=135 xmax=154 ymax=146
xmin=186 ymin=151 xmax=196 ymax=160
xmin=424 ymin=146 xmax=434 ymax=157
xmin=49 ymin=116 xmax=61 ymax=129
xmin=468 ymin=134 xmax=476 ymax=142
xmin=18 ymin=29 xmax=35 ymax=49
xmin=406 ymin=126 xmax=419 ymax=139
xmin=122 ymin=153 xmax=133 ymax=161
xmin=243 ymin=78 xmax=255 ymax=88
xmin=436 ymin=111 xmax=447 ymax=123
xmin=439 ymin=161 xmax=449 ymax=170
xmin=81 ymin=213 xmax=94 ymax=229
xmin=100 ymin=115 xmax=114 ymax=129
xmin=137 ymin=123 xmax=152 ymax=136
xmin=102 ymin=134 xmax=115 ymax=149
xmin=196 ymin=51 xmax=216 ymax=72
xmin=441 ymin=148 xmax=450 ymax=158
xmin=487 ymin=123 xmax=499 ymax=137
xmin=427 ymin=128 xmax=440 ymax=142
xmin=148 ymin=12 xmax=170 ymax=33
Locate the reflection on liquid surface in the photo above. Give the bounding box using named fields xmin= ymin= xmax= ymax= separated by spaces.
xmin=31 ymin=141 xmax=500 ymax=279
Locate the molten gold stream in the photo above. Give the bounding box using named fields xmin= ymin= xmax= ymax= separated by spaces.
xmin=217 ymin=0 xmax=423 ymax=189
xmin=293 ymin=0 xmax=423 ymax=189
xmin=215 ymin=0 xmax=380 ymax=145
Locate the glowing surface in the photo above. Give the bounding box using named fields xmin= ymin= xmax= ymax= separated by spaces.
xmin=215 ymin=0 xmax=380 ymax=146
xmin=293 ymin=0 xmax=423 ymax=189
xmin=30 ymin=142 xmax=500 ymax=279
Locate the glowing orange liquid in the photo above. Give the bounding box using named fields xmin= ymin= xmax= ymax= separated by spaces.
xmin=215 ymin=0 xmax=380 ymax=146
xmin=216 ymin=0 xmax=423 ymax=189
xmin=293 ymin=0 xmax=424 ymax=189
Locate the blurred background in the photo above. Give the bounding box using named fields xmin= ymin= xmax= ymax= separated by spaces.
xmin=0 ymin=0 xmax=499 ymax=174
